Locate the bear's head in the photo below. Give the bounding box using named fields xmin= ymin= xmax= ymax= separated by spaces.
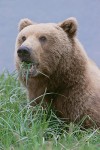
xmin=15 ymin=18 xmax=78 ymax=81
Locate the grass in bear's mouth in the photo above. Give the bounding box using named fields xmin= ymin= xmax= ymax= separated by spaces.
xmin=20 ymin=61 xmax=50 ymax=81
xmin=20 ymin=61 xmax=34 ymax=84
xmin=20 ymin=61 xmax=33 ymax=70
xmin=0 ymin=71 xmax=100 ymax=150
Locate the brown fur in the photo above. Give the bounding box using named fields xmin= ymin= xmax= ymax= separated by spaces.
xmin=15 ymin=17 xmax=100 ymax=128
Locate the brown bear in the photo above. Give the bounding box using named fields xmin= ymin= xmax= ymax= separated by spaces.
xmin=15 ymin=17 xmax=100 ymax=128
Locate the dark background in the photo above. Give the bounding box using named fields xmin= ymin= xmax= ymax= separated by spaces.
xmin=0 ymin=0 xmax=100 ymax=73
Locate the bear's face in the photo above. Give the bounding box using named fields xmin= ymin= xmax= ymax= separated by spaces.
xmin=15 ymin=18 xmax=77 ymax=79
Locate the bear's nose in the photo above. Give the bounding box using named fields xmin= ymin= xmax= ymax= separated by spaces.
xmin=17 ymin=46 xmax=31 ymax=62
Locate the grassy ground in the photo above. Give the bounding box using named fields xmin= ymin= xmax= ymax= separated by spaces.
xmin=0 ymin=71 xmax=100 ymax=150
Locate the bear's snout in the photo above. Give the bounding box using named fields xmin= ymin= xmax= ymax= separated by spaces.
xmin=17 ymin=46 xmax=31 ymax=63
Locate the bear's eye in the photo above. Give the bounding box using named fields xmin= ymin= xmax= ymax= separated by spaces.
xmin=22 ymin=36 xmax=26 ymax=42
xmin=39 ymin=36 xmax=47 ymax=43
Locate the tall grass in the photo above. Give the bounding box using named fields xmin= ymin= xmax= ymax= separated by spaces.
xmin=0 ymin=71 xmax=100 ymax=150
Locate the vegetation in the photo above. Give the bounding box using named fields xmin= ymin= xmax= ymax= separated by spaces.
xmin=0 ymin=71 xmax=100 ymax=150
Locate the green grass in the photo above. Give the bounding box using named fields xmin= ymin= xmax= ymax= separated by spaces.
xmin=0 ymin=71 xmax=100 ymax=150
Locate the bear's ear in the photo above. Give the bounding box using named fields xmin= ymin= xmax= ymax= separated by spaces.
xmin=59 ymin=17 xmax=78 ymax=37
xmin=18 ymin=18 xmax=33 ymax=32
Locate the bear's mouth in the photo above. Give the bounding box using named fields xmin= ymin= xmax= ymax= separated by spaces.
xmin=20 ymin=62 xmax=39 ymax=78
xmin=19 ymin=61 xmax=50 ymax=79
